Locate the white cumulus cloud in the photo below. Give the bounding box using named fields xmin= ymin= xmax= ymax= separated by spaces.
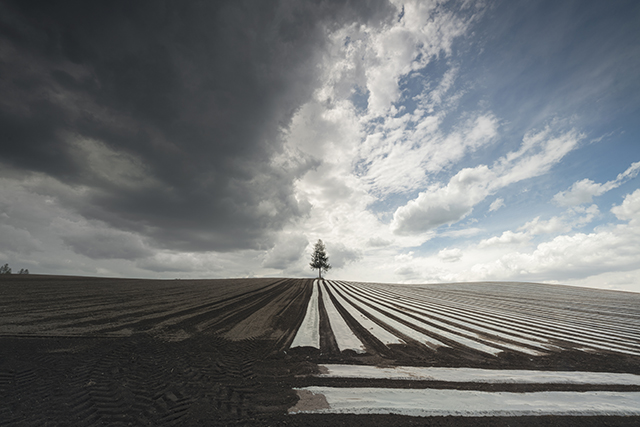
xmin=262 ymin=233 xmax=309 ymax=270
xmin=553 ymin=161 xmax=640 ymax=206
xmin=438 ymin=248 xmax=462 ymax=262
xmin=611 ymin=188 xmax=640 ymax=222
xmin=391 ymin=165 xmax=494 ymax=234
xmin=391 ymin=127 xmax=583 ymax=235
xmin=489 ymin=198 xmax=505 ymax=212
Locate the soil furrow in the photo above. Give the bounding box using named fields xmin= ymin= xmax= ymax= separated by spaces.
xmin=2 ymin=276 xmax=640 ymax=425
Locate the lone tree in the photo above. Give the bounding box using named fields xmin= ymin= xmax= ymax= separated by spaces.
xmin=309 ymin=239 xmax=331 ymax=279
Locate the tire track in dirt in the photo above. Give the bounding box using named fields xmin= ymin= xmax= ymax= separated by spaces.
xmin=224 ymin=280 xmax=310 ymax=342
xmin=0 ymin=277 xmax=283 ymax=338
xmin=0 ymin=277 xmax=314 ymax=425
xmin=187 ymin=279 xmax=301 ymax=337
xmin=97 ymin=279 xmax=286 ymax=337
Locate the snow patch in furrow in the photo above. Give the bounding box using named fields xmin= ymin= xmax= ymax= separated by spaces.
xmin=405 ymin=283 xmax=640 ymax=348
xmin=573 ymin=342 xmax=640 ymax=357
xmin=414 ymin=285 xmax=640 ymax=334
xmin=483 ymin=339 xmax=545 ymax=356
xmin=317 ymin=364 xmax=640 ymax=385
xmin=338 ymin=283 xmax=503 ymax=356
xmin=290 ymin=280 xmax=320 ymax=349
xmin=347 ymin=283 xmax=545 ymax=354
xmin=332 ymin=282 xmax=447 ymax=350
xmin=321 ymin=282 xmax=366 ymax=353
xmin=436 ymin=289 xmax=640 ymax=336
xmin=458 ymin=301 xmax=640 ymax=351
xmin=347 ymin=282 xmax=555 ymax=351
xmin=326 ymin=282 xmax=404 ymax=346
xmin=351 ymin=283 xmax=553 ymax=340
xmin=290 ymin=387 xmax=640 ymax=416
xmin=350 ymin=282 xmax=640 ymax=356
xmin=353 ymin=283 xmax=553 ymax=355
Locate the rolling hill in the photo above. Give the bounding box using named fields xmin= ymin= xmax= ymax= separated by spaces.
xmin=1 ymin=275 xmax=639 ymax=425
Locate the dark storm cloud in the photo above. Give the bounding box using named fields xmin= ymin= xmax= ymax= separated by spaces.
xmin=60 ymin=228 xmax=153 ymax=260
xmin=0 ymin=0 xmax=394 ymax=253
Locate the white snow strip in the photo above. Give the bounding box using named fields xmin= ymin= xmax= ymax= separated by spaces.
xmin=332 ymin=282 xmax=448 ymax=350
xmin=346 ymin=282 xmax=555 ymax=351
xmin=290 ymin=387 xmax=640 ymax=416
xmin=335 ymin=282 xmax=503 ymax=355
xmin=320 ymin=282 xmax=366 ymax=353
xmin=412 ymin=283 xmax=640 ymax=336
xmin=348 ymin=282 xmax=640 ymax=356
xmin=290 ymin=280 xmax=320 ymax=349
xmin=347 ymin=282 xmax=554 ymax=345
xmin=393 ymin=283 xmax=640 ymax=348
xmin=483 ymin=339 xmax=546 ymax=356
xmin=317 ymin=364 xmax=640 ymax=385
xmin=414 ymin=286 xmax=640 ymax=339
xmin=325 ymin=282 xmax=404 ymax=346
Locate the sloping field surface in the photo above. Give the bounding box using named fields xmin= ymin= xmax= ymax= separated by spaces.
xmin=306 ymin=280 xmax=640 ymax=357
xmin=1 ymin=275 xmax=639 ymax=425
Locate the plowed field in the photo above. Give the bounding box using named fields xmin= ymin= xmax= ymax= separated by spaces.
xmin=1 ymin=275 xmax=639 ymax=425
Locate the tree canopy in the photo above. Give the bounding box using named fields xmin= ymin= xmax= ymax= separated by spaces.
xmin=309 ymin=239 xmax=331 ymax=279
xmin=0 ymin=264 xmax=29 ymax=274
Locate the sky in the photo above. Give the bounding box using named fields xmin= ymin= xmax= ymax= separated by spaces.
xmin=1 ymin=0 xmax=639 ymax=292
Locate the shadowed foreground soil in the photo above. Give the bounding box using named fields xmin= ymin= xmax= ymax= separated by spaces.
xmin=1 ymin=275 xmax=639 ymax=426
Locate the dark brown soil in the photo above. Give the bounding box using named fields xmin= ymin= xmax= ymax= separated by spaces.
xmin=1 ymin=275 xmax=639 ymax=426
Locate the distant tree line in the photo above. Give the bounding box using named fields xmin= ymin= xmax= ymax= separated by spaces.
xmin=0 ymin=264 xmax=29 ymax=274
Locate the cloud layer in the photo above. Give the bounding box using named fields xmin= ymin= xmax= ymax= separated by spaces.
xmin=0 ymin=0 xmax=391 ymax=251
xmin=1 ymin=1 xmax=639 ymax=292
